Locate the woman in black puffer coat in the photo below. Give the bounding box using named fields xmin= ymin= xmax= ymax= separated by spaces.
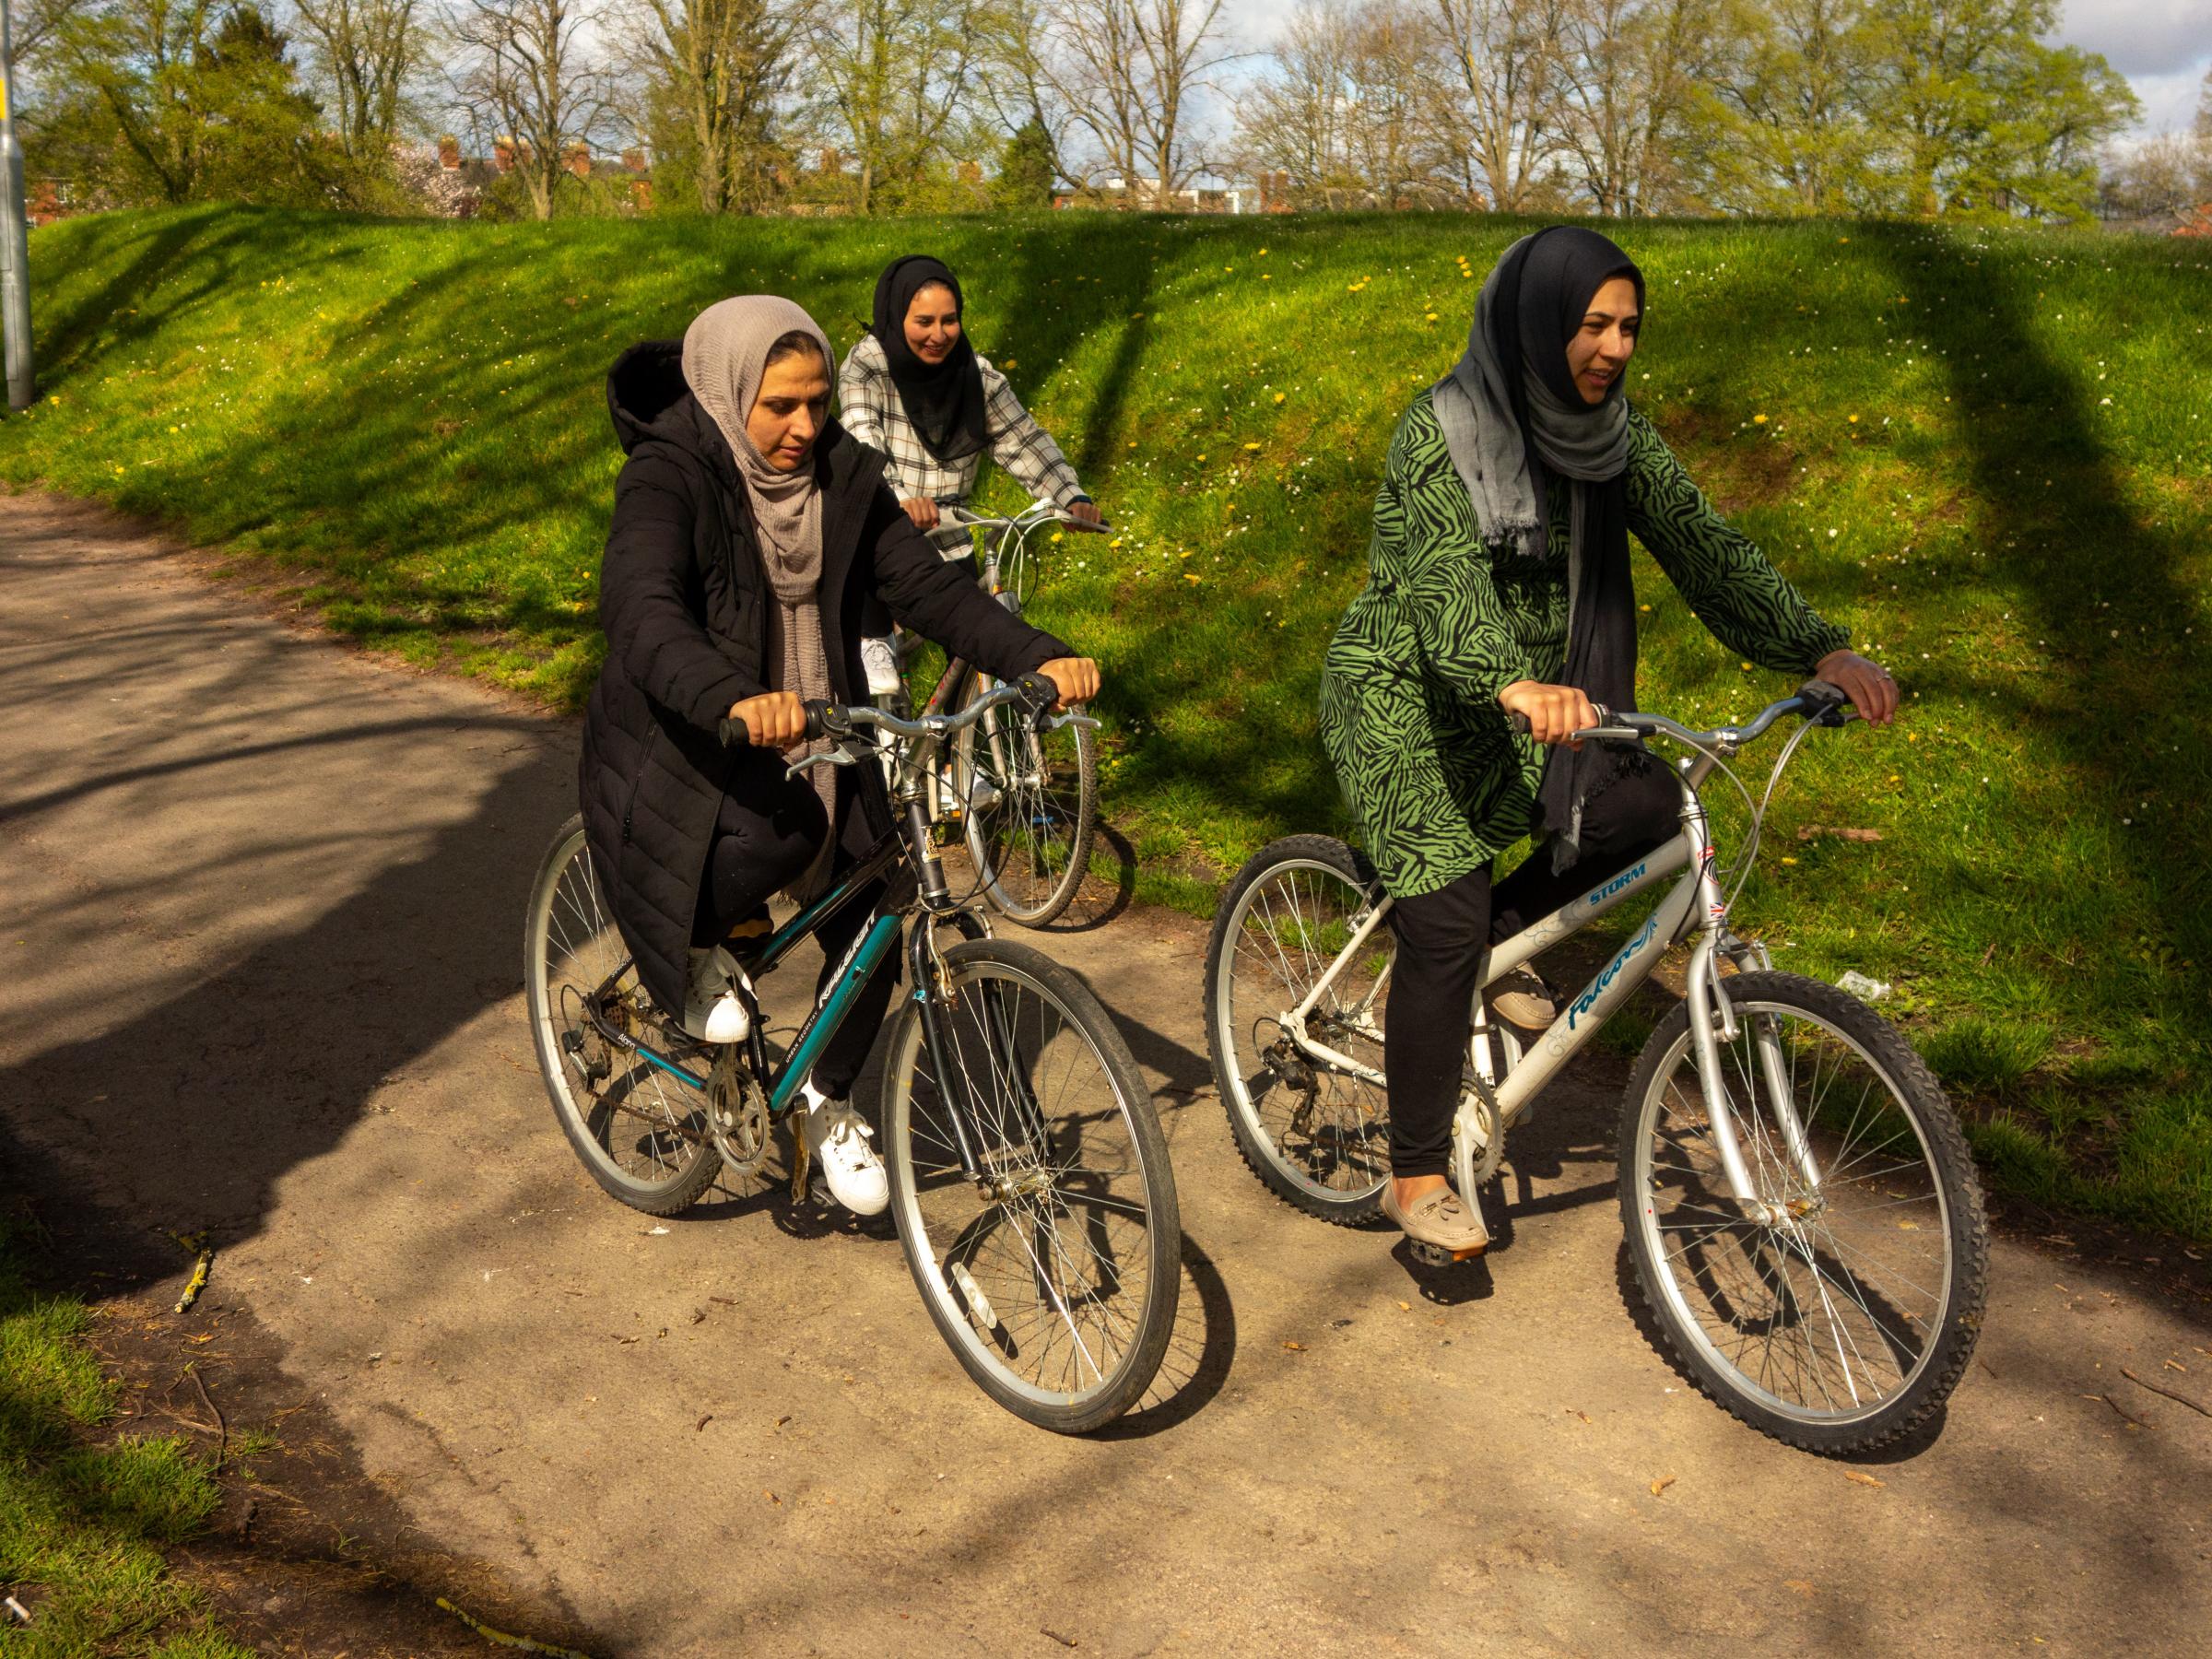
xmin=579 ymin=296 xmax=1097 ymax=1212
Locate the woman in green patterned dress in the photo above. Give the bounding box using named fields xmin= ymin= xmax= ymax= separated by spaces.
xmin=1318 ymin=227 xmax=1898 ymax=1254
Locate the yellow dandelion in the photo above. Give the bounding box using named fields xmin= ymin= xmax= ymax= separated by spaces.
xmin=47 ymin=394 xmax=60 ymax=405
xmin=1780 ymin=856 xmax=1799 ymax=866
xmin=1740 ymin=662 xmax=1753 ymax=671
xmin=1130 ymin=312 xmax=1144 ymax=320
xmin=1258 ymin=248 xmax=1268 ymax=256
xmin=1906 ymin=732 xmax=1919 ymax=742
xmin=1752 ymin=414 xmax=1768 ymax=425
xmin=1425 ymin=312 xmax=1439 ymax=322
xmin=1848 ymin=414 xmax=1860 ymax=425
xmin=1178 ymin=550 xmax=1193 ymax=559
xmin=1002 ymin=358 xmax=1017 ymax=369
xmin=1274 ymin=393 xmax=1286 ymax=404
xmin=1639 ymin=603 xmax=1652 ymax=612
xmin=1243 ymin=441 xmax=1261 ymax=452
xmin=1184 ymin=573 xmax=1202 ymax=584
xmin=1127 ymin=440 xmax=1138 ymax=449
xmin=1262 ymin=274 xmax=1272 ymax=281
xmin=1110 ymin=537 xmax=1123 ymax=548
xmin=169 ymin=425 xmax=180 ymax=433
xmin=1196 ymin=453 xmax=1207 ymax=461
xmin=1888 ymin=774 xmax=1902 ymax=783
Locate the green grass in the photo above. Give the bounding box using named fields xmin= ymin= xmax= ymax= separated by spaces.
xmin=0 ymin=1206 xmax=252 ymax=1655
xmin=6 ymin=206 xmax=2211 ymax=1240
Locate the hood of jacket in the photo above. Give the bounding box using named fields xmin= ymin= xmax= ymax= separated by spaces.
xmin=605 ymin=339 xmax=880 ymax=498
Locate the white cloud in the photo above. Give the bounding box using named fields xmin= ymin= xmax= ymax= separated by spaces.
xmin=2058 ymin=0 xmax=2212 ymax=78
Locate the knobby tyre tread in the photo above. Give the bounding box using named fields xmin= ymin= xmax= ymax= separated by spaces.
xmin=1203 ymin=835 xmax=1389 ymax=1227
xmin=1618 ymin=971 xmax=1987 ymax=1454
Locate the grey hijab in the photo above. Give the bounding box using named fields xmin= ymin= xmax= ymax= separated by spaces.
xmin=1430 ymin=227 xmax=1648 ymax=872
xmin=1432 ymin=230 xmax=1637 ymax=559
xmin=682 ymin=295 xmax=841 ymax=854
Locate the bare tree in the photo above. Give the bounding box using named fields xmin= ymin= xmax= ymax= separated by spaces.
xmin=449 ymin=0 xmax=611 ymax=218
xmin=1426 ymin=0 xmax=1569 ymax=211
xmin=290 ymin=0 xmax=427 ymax=159
xmin=1233 ymin=0 xmax=1359 ymax=197
xmin=1553 ymin=0 xmax=1713 ymax=214
xmin=619 ymin=0 xmax=813 ymax=211
xmin=1050 ymin=0 xmax=1230 ymax=207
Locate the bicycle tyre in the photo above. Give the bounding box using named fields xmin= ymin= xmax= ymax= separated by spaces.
xmin=1618 ymin=971 xmax=1988 ymax=1454
xmin=956 ymin=672 xmax=1098 ymax=927
xmin=524 ymin=815 xmax=721 ymax=1215
xmin=1204 ymin=836 xmax=1394 ymax=1225
xmin=880 ymin=938 xmax=1179 ymax=1433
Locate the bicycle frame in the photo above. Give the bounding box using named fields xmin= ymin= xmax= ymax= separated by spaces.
xmin=1282 ymin=751 xmax=1808 ymax=1226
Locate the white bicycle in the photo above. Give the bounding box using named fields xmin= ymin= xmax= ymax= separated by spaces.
xmin=1202 ymin=681 xmax=1988 ymax=1453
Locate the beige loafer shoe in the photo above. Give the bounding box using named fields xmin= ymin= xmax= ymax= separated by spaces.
xmin=1380 ymin=1183 xmax=1489 ymax=1257
xmin=1490 ymin=966 xmax=1558 ymax=1030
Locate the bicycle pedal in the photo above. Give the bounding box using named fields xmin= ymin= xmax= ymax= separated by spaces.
xmin=1407 ymin=1240 xmax=1488 ymax=1267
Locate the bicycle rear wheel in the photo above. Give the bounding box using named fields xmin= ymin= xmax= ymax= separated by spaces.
xmin=956 ymin=672 xmax=1097 ymax=927
xmin=524 ymin=815 xmax=720 ymax=1215
xmin=880 ymin=939 xmax=1178 ymax=1433
xmin=1204 ymin=836 xmax=1394 ymax=1223
xmin=1619 ymin=971 xmax=1987 ymax=1453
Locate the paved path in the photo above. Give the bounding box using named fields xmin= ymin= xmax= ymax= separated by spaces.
xmin=4 ymin=492 xmax=2208 ymax=1657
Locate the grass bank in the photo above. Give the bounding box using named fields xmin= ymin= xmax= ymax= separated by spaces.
xmin=0 ymin=1205 xmax=249 ymax=1654
xmin=6 ymin=206 xmax=2210 ymax=1239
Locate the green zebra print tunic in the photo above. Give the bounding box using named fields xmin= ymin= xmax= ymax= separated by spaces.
xmin=1319 ymin=390 xmax=1849 ymax=900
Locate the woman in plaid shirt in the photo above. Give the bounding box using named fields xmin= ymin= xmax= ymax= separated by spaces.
xmin=840 ymin=255 xmax=1102 ymax=690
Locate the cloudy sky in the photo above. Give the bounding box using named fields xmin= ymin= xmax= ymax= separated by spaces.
xmin=1213 ymin=0 xmax=2210 ymax=140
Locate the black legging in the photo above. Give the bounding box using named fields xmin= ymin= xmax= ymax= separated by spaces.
xmin=690 ymin=751 xmax=899 ymax=1100
xmin=1384 ymin=761 xmax=1682 ymax=1178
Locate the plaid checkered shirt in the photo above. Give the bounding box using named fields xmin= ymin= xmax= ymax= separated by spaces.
xmin=836 ymin=335 xmax=1089 ymax=514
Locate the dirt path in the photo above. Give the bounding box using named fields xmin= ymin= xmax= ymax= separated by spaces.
xmin=4 ymin=492 xmax=2208 ymax=1658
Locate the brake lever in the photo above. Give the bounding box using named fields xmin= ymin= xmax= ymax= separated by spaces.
xmin=784 ymin=747 xmax=860 ymax=782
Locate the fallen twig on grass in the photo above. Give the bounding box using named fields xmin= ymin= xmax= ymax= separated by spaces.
xmin=434 ymin=1597 xmax=594 ymax=1658
xmin=2121 ymin=1367 xmax=2212 ymax=1418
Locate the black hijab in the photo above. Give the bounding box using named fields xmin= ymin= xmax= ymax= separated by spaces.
xmin=870 ymin=255 xmax=989 ymax=464
xmin=1437 ymin=226 xmax=1647 ymax=871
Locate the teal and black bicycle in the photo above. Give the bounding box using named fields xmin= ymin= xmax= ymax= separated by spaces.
xmin=522 ymin=677 xmax=1179 ymax=1432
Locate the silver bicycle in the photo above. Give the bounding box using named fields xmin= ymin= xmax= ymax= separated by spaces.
xmin=878 ymin=499 xmax=1105 ymax=926
xmin=1202 ymin=681 xmax=1987 ymax=1453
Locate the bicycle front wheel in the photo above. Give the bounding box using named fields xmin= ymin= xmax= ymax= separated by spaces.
xmin=1619 ymin=971 xmax=1988 ymax=1453
xmin=524 ymin=815 xmax=720 ymax=1215
xmin=1203 ymin=836 xmax=1394 ymax=1223
xmin=881 ymin=939 xmax=1178 ymax=1433
xmin=956 ymin=673 xmax=1097 ymax=927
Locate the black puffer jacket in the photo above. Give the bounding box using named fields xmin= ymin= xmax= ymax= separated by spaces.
xmin=579 ymin=341 xmax=1072 ymax=1018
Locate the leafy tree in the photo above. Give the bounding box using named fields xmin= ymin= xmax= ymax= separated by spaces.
xmin=993 ymin=113 xmax=1057 ymax=206
xmin=1859 ymin=0 xmax=2136 ymax=220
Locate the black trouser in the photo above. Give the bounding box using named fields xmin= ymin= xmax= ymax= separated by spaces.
xmin=690 ymin=752 xmax=899 ymax=1100
xmin=1383 ymin=762 xmax=1682 ymax=1178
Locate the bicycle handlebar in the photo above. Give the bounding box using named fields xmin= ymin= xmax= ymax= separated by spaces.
xmin=716 ymin=673 xmax=1070 ymax=750
xmin=1503 ymin=679 xmax=1855 ymax=750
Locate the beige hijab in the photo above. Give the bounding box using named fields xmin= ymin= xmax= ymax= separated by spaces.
xmin=682 ymin=296 xmax=840 ymax=847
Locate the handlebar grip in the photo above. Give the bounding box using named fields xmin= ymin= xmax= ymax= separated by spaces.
xmin=1505 ymin=711 xmax=1533 ymax=736
xmin=1016 ymin=672 xmax=1060 ymax=716
xmin=1795 ymin=677 xmax=1851 ymax=724
xmin=801 ymin=699 xmax=837 ymax=742
xmin=717 ymin=714 xmax=750 ymax=748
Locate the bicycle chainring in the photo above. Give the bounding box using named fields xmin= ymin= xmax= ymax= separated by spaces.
xmin=707 ymin=1047 xmax=772 ymax=1179
xmin=1457 ymin=1073 xmax=1506 ymax=1186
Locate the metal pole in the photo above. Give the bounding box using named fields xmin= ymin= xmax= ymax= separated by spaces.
xmin=0 ymin=0 xmax=34 ymax=411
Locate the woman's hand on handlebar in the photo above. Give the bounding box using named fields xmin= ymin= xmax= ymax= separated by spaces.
xmin=728 ymin=691 xmax=808 ymax=748
xmin=1814 ymin=648 xmax=1899 ymax=726
xmin=1037 ymin=656 xmax=1100 ymax=711
xmin=1065 ymin=500 xmax=1103 ymax=526
xmin=1500 ymin=680 xmax=1598 ymax=748
xmin=900 ymin=497 xmax=941 ymax=531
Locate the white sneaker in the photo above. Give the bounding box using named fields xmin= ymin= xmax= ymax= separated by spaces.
xmin=682 ymin=947 xmax=752 ymax=1044
xmin=800 ymin=1079 xmax=888 ymax=1216
xmin=860 ymin=635 xmax=901 ymax=699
